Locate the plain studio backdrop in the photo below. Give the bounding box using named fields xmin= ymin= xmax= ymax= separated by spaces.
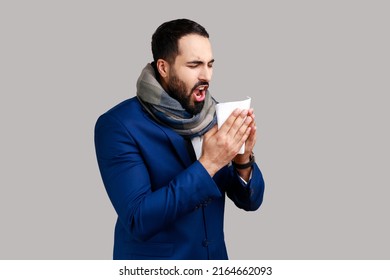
xmin=1 ymin=0 xmax=389 ymax=259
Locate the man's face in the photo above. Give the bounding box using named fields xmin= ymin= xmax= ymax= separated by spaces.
xmin=166 ymin=34 xmax=214 ymax=115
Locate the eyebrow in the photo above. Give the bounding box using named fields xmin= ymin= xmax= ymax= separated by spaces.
xmin=187 ymin=59 xmax=215 ymax=65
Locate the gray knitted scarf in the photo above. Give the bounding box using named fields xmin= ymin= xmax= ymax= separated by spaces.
xmin=136 ymin=63 xmax=217 ymax=138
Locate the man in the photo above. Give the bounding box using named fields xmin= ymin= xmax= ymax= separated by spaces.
xmin=94 ymin=19 xmax=265 ymax=260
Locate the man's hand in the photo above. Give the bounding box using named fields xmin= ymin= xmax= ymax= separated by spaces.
xmin=199 ymin=108 xmax=254 ymax=177
xmin=232 ymin=108 xmax=257 ymax=181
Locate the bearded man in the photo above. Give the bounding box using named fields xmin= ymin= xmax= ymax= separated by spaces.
xmin=94 ymin=18 xmax=265 ymax=260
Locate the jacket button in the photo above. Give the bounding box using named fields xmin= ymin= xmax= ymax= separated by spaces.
xmin=202 ymin=239 xmax=209 ymax=247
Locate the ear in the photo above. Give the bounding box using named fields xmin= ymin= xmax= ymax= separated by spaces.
xmin=156 ymin=59 xmax=170 ymax=78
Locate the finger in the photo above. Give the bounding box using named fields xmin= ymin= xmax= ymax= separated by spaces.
xmin=226 ymin=109 xmax=250 ymax=137
xmin=246 ymin=125 xmax=257 ymax=146
xmin=247 ymin=113 xmax=256 ymax=136
xmin=218 ymin=108 xmax=241 ymax=134
xmin=245 ymin=124 xmax=257 ymax=151
xmin=237 ymin=125 xmax=252 ymax=152
xmin=233 ymin=115 xmax=253 ymax=143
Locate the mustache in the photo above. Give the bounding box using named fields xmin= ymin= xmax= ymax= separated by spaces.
xmin=191 ymin=81 xmax=209 ymax=92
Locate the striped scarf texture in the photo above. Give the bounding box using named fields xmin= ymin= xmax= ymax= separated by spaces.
xmin=136 ymin=64 xmax=217 ymax=138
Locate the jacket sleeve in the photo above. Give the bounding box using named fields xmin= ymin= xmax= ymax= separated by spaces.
xmin=214 ymin=162 xmax=265 ymax=211
xmin=94 ymin=113 xmax=222 ymax=242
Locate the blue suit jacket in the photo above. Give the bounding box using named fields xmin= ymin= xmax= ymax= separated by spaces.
xmin=94 ymin=97 xmax=265 ymax=259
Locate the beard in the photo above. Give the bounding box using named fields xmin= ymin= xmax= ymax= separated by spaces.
xmin=167 ymin=73 xmax=205 ymax=116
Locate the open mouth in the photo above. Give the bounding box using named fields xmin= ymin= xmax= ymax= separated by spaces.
xmin=193 ymin=85 xmax=208 ymax=102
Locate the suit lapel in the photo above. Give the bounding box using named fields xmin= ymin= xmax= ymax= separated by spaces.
xmin=140 ymin=106 xmax=195 ymax=167
xmin=161 ymin=126 xmax=195 ymax=167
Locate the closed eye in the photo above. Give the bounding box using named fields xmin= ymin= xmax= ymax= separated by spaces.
xmin=187 ymin=59 xmax=215 ymax=69
xmin=187 ymin=61 xmax=202 ymax=68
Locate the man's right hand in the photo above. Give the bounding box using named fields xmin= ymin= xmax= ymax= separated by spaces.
xmin=199 ymin=109 xmax=253 ymax=177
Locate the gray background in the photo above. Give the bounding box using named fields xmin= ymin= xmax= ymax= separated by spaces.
xmin=1 ymin=0 xmax=389 ymax=259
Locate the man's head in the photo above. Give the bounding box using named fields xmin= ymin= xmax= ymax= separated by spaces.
xmin=151 ymin=19 xmax=214 ymax=115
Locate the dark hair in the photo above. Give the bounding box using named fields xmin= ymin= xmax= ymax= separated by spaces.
xmin=151 ymin=19 xmax=209 ymax=64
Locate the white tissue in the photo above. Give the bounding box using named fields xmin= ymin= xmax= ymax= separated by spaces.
xmin=215 ymin=97 xmax=251 ymax=154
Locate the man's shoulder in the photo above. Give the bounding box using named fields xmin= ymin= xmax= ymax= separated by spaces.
xmin=96 ymin=96 xmax=154 ymax=132
xmin=98 ymin=96 xmax=145 ymax=121
xmin=104 ymin=96 xmax=141 ymax=116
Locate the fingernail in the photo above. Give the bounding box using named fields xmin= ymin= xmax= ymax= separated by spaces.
xmin=241 ymin=109 xmax=248 ymax=116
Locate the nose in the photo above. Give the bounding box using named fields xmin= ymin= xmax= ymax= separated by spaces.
xmin=199 ymin=65 xmax=213 ymax=82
